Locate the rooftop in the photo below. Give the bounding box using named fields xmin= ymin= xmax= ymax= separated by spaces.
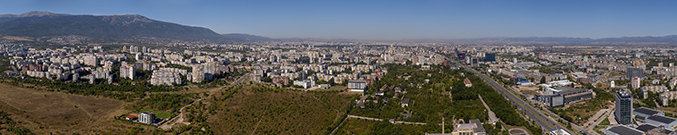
xmin=348 ymin=80 xmax=366 ymax=83
xmin=556 ymin=86 xmax=589 ymax=95
xmin=634 ymin=107 xmax=662 ymax=116
xmin=607 ymin=125 xmax=644 ymax=135
xmin=456 ymin=123 xmax=477 ymax=129
xmin=402 ymin=98 xmax=410 ymax=104
xmin=550 ymin=129 xmax=571 ymax=135
xmin=648 ymin=115 xmax=677 ymax=124
xmin=469 ymin=119 xmax=486 ymax=133
xmin=618 ymin=89 xmax=632 ymax=98
xmin=635 ymin=124 xmax=657 ymax=132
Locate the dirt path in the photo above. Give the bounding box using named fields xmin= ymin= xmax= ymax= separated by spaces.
xmin=159 ymin=73 xmax=250 ymax=130
xmin=61 ymin=94 xmax=93 ymax=118
xmin=250 ymin=106 xmax=269 ymax=135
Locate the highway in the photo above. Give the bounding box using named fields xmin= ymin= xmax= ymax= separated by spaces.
xmin=456 ymin=61 xmax=572 ymax=134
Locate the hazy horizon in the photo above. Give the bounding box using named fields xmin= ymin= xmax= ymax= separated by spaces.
xmin=2 ymin=0 xmax=677 ymax=40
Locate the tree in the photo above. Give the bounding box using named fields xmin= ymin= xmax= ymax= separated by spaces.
xmin=261 ymin=77 xmax=272 ymax=82
xmin=540 ymin=76 xmax=546 ymax=84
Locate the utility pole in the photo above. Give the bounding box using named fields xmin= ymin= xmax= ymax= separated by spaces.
xmin=442 ymin=117 xmax=445 ymax=135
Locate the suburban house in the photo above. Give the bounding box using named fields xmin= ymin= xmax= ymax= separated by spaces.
xmin=401 ymin=98 xmax=410 ymax=108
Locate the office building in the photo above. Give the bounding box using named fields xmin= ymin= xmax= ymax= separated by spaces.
xmin=484 ymin=53 xmax=496 ymax=62
xmin=627 ymin=68 xmax=644 ymax=78
xmin=615 ymin=89 xmax=633 ymax=125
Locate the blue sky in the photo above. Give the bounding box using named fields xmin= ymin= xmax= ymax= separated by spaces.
xmin=1 ymin=0 xmax=676 ymax=40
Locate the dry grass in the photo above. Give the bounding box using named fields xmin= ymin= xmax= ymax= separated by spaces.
xmin=0 ymin=83 xmax=136 ymax=134
xmin=199 ymin=85 xmax=355 ymax=134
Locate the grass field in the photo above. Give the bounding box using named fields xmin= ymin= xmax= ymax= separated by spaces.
xmin=0 ymin=82 xmax=126 ymax=134
xmin=599 ymin=118 xmax=610 ymax=125
xmin=178 ymin=84 xmax=356 ymax=134
xmin=137 ymin=108 xmax=175 ymax=119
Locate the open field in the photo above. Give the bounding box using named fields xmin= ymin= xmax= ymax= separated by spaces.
xmin=0 ymin=83 xmax=129 ymax=134
xmin=177 ymin=84 xmax=356 ymax=134
xmin=326 ymin=86 xmax=348 ymax=91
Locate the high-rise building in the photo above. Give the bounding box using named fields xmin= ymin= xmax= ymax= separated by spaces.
xmin=150 ymin=69 xmax=182 ymax=86
xmin=120 ymin=65 xmax=135 ymax=80
xmin=632 ymin=77 xmax=641 ymax=89
xmin=627 ymin=68 xmax=643 ymax=78
xmin=411 ymin=54 xmax=419 ymax=65
xmin=191 ymin=64 xmax=204 ymax=83
xmin=83 ymin=55 xmax=97 ymax=67
xmin=484 ymin=53 xmax=496 ymax=62
xmin=615 ymin=89 xmax=633 ymax=125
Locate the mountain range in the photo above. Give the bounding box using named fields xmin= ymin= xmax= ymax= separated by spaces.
xmin=0 ymin=11 xmax=269 ymax=41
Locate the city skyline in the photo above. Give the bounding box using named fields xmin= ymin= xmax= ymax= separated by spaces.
xmin=1 ymin=0 xmax=677 ymax=40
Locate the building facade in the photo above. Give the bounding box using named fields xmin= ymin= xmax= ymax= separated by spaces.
xmin=615 ymin=89 xmax=633 ymax=125
xmin=139 ymin=112 xmax=155 ymax=124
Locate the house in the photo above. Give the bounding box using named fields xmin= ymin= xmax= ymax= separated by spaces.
xmin=376 ymin=91 xmax=385 ymax=96
xmin=394 ymin=87 xmax=403 ymax=93
xmin=388 ymin=85 xmax=396 ymax=91
xmin=355 ymin=96 xmax=368 ymax=108
xmin=464 ymin=78 xmax=472 ymax=87
xmin=126 ymin=113 xmax=138 ymax=121
xmin=380 ymin=84 xmax=389 ymax=91
xmin=401 ymin=98 xmax=410 ymax=108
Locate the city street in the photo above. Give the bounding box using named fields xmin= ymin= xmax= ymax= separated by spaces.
xmin=457 ymin=62 xmax=572 ymax=134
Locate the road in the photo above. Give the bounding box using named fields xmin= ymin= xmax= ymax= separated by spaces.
xmin=583 ymin=107 xmax=613 ymax=135
xmin=592 ymin=72 xmax=611 ymax=88
xmin=159 ymin=73 xmax=250 ymax=130
xmin=456 ymin=62 xmax=572 ymax=134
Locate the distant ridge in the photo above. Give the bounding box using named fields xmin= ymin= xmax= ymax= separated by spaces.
xmin=393 ymin=35 xmax=677 ymax=45
xmin=0 ymin=11 xmax=270 ymax=41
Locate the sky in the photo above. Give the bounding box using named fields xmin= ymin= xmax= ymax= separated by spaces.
xmin=1 ymin=0 xmax=677 ymax=40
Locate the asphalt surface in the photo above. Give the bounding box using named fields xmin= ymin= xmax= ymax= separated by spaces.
xmin=458 ymin=63 xmax=572 ymax=134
